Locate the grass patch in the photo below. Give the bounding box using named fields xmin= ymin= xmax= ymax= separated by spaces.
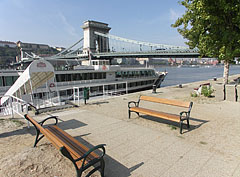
xmin=191 ymin=92 xmax=198 ymax=97
xmin=199 ymin=141 xmax=208 ymax=145
xmin=177 ymin=135 xmax=185 ymax=139
xmin=201 ymin=86 xmax=214 ymax=97
xmin=0 ymin=118 xmax=24 ymax=127
xmin=168 ymin=125 xmax=177 ymax=130
xmin=11 ymin=119 xmax=24 ymax=126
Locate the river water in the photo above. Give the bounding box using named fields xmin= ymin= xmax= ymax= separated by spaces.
xmin=156 ymin=65 xmax=240 ymax=87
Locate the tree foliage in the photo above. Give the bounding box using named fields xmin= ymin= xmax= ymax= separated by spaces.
xmin=172 ymin=0 xmax=240 ymax=61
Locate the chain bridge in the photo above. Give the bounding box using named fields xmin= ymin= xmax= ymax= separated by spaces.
xmin=24 ymin=20 xmax=199 ymax=62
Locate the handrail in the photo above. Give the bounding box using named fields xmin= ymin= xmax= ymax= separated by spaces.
xmin=1 ymin=94 xmax=28 ymax=105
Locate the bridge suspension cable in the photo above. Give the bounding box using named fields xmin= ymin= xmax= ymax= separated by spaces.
xmin=55 ymin=37 xmax=83 ymax=56
xmin=94 ymin=31 xmax=188 ymax=50
xmin=66 ymin=46 xmax=83 ymax=56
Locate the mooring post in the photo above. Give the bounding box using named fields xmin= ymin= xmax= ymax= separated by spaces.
xmin=235 ymin=84 xmax=238 ymax=102
xmin=223 ymin=84 xmax=226 ymax=100
xmin=152 ymin=85 xmax=156 ymax=93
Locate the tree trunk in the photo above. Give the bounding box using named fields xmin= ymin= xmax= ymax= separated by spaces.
xmin=223 ymin=60 xmax=230 ymax=84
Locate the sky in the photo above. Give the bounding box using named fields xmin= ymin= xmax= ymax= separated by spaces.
xmin=0 ymin=0 xmax=187 ymax=48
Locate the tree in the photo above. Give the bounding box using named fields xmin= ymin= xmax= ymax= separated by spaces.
xmin=172 ymin=0 xmax=240 ymax=84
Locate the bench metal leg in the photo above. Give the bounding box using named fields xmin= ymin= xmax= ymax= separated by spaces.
xmin=128 ymin=110 xmax=131 ymax=119
xmin=100 ymin=158 xmax=105 ymax=177
xmin=187 ymin=119 xmax=190 ymax=129
xmin=60 ymin=146 xmax=105 ymax=177
xmin=34 ymin=130 xmax=43 ymax=147
xmin=180 ymin=121 xmax=183 ymax=134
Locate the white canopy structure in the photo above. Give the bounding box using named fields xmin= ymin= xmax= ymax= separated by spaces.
xmin=1 ymin=59 xmax=55 ymax=105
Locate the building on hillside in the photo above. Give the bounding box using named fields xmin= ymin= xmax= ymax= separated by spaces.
xmin=55 ymin=47 xmax=66 ymax=52
xmin=16 ymin=41 xmax=50 ymax=50
xmin=0 ymin=41 xmax=17 ymax=48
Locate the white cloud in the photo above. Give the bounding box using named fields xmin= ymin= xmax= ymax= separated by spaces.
xmin=58 ymin=12 xmax=78 ymax=37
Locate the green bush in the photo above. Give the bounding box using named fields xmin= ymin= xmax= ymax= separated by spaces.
xmin=191 ymin=92 xmax=198 ymax=97
xmin=201 ymin=85 xmax=214 ymax=97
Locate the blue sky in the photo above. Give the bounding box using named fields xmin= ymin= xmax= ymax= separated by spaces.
xmin=0 ymin=0 xmax=187 ymax=48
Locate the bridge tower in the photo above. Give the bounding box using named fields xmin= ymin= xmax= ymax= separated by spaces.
xmin=82 ymin=20 xmax=111 ymax=54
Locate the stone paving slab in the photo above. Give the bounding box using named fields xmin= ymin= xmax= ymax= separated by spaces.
xmin=31 ymin=75 xmax=240 ymax=176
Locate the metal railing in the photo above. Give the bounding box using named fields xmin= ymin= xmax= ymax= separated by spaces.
xmin=0 ymin=95 xmax=29 ymax=119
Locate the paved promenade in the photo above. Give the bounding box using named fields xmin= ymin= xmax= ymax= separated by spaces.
xmin=0 ymin=74 xmax=240 ymax=176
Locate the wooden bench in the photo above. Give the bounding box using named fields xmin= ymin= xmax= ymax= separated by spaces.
xmin=24 ymin=114 xmax=106 ymax=177
xmin=128 ymin=96 xmax=193 ymax=134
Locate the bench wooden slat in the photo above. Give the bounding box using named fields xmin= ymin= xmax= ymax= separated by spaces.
xmin=45 ymin=127 xmax=88 ymax=168
xmin=130 ymin=107 xmax=179 ymax=122
xmin=140 ymin=95 xmax=190 ymax=108
xmin=46 ymin=126 xmax=98 ymax=167
xmin=50 ymin=125 xmax=98 ymax=158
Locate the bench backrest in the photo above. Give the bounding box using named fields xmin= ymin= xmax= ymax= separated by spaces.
xmin=25 ymin=114 xmax=48 ymax=134
xmin=24 ymin=114 xmax=63 ymax=149
xmin=140 ymin=95 xmax=191 ymax=108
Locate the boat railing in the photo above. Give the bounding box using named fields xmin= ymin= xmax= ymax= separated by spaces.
xmin=0 ymin=95 xmax=29 ymax=122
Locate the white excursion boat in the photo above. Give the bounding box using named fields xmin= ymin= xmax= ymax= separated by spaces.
xmin=0 ymin=59 xmax=167 ymax=114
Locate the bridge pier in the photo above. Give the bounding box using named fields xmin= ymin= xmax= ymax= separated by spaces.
xmin=82 ymin=20 xmax=111 ymax=54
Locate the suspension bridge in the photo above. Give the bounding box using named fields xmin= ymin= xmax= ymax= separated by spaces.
xmin=23 ymin=20 xmax=199 ymax=62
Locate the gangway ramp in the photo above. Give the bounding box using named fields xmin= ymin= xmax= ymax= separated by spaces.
xmin=0 ymin=59 xmax=55 ymax=106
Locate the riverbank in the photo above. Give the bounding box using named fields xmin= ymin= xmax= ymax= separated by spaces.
xmin=0 ymin=74 xmax=240 ymax=176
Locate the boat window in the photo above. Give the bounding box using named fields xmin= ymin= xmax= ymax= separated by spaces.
xmin=66 ymin=74 xmax=72 ymax=81
xmin=89 ymin=73 xmax=93 ymax=80
xmin=135 ymin=71 xmax=139 ymax=77
xmin=144 ymin=71 xmax=148 ymax=76
xmin=103 ymin=73 xmax=106 ymax=79
xmin=128 ymin=71 xmax=133 ymax=77
xmin=0 ymin=77 xmax=3 ymax=86
xmin=123 ymin=71 xmax=128 ymax=78
xmin=79 ymin=73 xmax=82 ymax=80
xmin=61 ymin=74 xmax=66 ymax=82
xmin=136 ymin=81 xmax=141 ymax=86
xmin=82 ymin=73 xmax=87 ymax=80
xmin=72 ymin=74 xmax=78 ymax=81
xmin=116 ymin=72 xmax=121 ymax=78
xmin=56 ymin=74 xmax=61 ymax=82
xmin=86 ymin=73 xmax=90 ymax=80
xmin=117 ymin=83 xmax=124 ymax=89
xmin=133 ymin=71 xmax=137 ymax=77
xmin=147 ymin=71 xmax=151 ymax=76
xmin=13 ymin=76 xmax=18 ymax=83
xmin=5 ymin=76 xmax=13 ymax=86
xmin=97 ymin=73 xmax=102 ymax=79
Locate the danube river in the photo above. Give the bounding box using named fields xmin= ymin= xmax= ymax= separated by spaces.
xmin=156 ymin=65 xmax=240 ymax=87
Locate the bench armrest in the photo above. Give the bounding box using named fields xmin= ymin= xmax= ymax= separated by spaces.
xmin=39 ymin=116 xmax=58 ymax=126
xmin=128 ymin=101 xmax=139 ymax=108
xmin=77 ymin=144 xmax=106 ymax=161
xmin=76 ymin=144 xmax=106 ymax=169
xmin=180 ymin=111 xmax=189 ymax=120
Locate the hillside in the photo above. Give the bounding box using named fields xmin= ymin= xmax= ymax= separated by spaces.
xmin=0 ymin=46 xmax=18 ymax=65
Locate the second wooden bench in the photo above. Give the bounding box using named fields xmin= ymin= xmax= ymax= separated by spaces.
xmin=128 ymin=95 xmax=193 ymax=134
